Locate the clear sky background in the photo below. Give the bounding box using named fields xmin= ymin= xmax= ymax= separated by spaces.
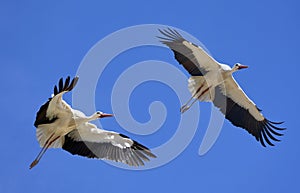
xmin=1 ymin=0 xmax=299 ymax=192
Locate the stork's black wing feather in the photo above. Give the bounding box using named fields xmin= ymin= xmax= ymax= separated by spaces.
xmin=213 ymin=85 xmax=285 ymax=147
xmin=62 ymin=133 xmax=156 ymax=167
xmin=34 ymin=76 xmax=79 ymax=127
xmin=158 ymin=28 xmax=209 ymax=76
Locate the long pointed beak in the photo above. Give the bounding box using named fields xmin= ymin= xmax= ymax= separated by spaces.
xmin=238 ymin=65 xmax=248 ymax=69
xmin=100 ymin=113 xmax=113 ymax=118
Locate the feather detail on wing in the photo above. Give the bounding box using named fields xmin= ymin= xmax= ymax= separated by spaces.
xmin=62 ymin=123 xmax=156 ymax=166
xmin=158 ymin=28 xmax=220 ymax=76
xmin=34 ymin=76 xmax=78 ymax=127
xmin=212 ymin=78 xmax=285 ymax=147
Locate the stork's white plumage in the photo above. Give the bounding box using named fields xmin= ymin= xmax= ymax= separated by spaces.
xmin=63 ymin=122 xmax=155 ymax=166
xmin=30 ymin=76 xmax=156 ymax=169
xmin=158 ymin=28 xmax=285 ymax=147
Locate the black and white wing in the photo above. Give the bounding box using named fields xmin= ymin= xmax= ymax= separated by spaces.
xmin=158 ymin=28 xmax=220 ymax=76
xmin=34 ymin=76 xmax=79 ymax=127
xmin=213 ymin=76 xmax=285 ymax=147
xmin=62 ymin=123 xmax=156 ymax=166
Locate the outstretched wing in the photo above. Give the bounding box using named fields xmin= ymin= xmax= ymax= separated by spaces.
xmin=34 ymin=76 xmax=79 ymax=127
xmin=62 ymin=123 xmax=156 ymax=166
xmin=158 ymin=28 xmax=220 ymax=76
xmin=213 ymin=77 xmax=285 ymax=147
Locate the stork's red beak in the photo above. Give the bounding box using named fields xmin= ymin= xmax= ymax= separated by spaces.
xmin=100 ymin=113 xmax=113 ymax=118
xmin=238 ymin=65 xmax=248 ymax=69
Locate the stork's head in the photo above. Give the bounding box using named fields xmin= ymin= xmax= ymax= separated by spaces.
xmin=96 ymin=111 xmax=114 ymax=118
xmin=232 ymin=63 xmax=248 ymax=72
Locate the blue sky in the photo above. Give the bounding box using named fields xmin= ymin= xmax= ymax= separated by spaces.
xmin=1 ymin=0 xmax=299 ymax=192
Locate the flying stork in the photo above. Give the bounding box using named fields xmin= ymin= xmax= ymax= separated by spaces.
xmin=158 ymin=28 xmax=285 ymax=147
xmin=30 ymin=76 xmax=156 ymax=169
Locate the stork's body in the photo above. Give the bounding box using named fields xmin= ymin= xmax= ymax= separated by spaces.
xmin=158 ymin=28 xmax=285 ymax=147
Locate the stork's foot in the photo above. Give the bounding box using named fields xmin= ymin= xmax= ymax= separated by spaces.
xmin=180 ymin=105 xmax=190 ymax=114
xmin=29 ymin=159 xmax=39 ymax=169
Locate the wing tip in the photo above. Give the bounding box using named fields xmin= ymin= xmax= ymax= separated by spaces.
xmin=119 ymin=134 xmax=157 ymax=159
xmin=157 ymin=28 xmax=184 ymax=43
xmin=257 ymin=119 xmax=285 ymax=147
xmin=95 ymin=133 xmax=157 ymax=166
xmin=53 ymin=76 xmax=79 ymax=96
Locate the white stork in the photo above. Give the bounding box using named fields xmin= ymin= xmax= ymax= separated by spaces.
xmin=30 ymin=76 xmax=156 ymax=169
xmin=158 ymin=28 xmax=285 ymax=147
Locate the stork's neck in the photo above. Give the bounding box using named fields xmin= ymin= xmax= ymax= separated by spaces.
xmin=74 ymin=113 xmax=99 ymax=125
xmin=230 ymin=66 xmax=239 ymax=74
xmin=85 ymin=113 xmax=99 ymax=122
xmin=86 ymin=114 xmax=98 ymax=121
xmin=220 ymin=65 xmax=236 ymax=79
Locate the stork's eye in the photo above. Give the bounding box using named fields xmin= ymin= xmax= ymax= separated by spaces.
xmin=96 ymin=111 xmax=101 ymax=115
